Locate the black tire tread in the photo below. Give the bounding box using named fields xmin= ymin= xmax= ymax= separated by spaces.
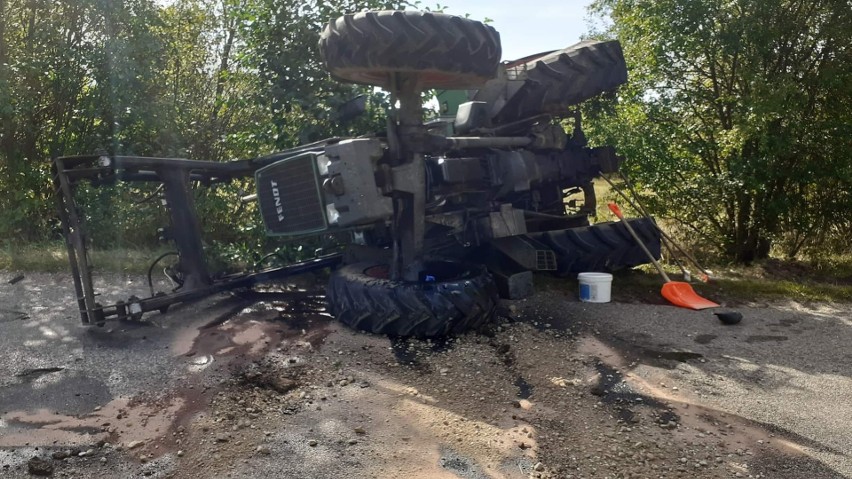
xmin=319 ymin=10 xmax=501 ymax=88
xmin=489 ymin=40 xmax=627 ymax=124
xmin=532 ymin=218 xmax=661 ymax=275
xmin=327 ymin=262 xmax=498 ymax=337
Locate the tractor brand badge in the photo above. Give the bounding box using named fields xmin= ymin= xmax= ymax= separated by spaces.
xmin=271 ymin=180 xmax=284 ymax=222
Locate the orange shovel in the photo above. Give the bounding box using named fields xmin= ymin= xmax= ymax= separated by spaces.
xmin=608 ymin=202 xmax=719 ymax=310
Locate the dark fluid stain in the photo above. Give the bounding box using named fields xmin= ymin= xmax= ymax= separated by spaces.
xmin=63 ymin=426 xmax=104 ymax=435
xmin=439 ymin=447 xmax=487 ymax=478
xmin=592 ymin=363 xmax=669 ymax=409
xmin=658 ymin=410 xmax=680 ymax=424
xmin=4 ymin=418 xmax=63 ymax=429
xmin=693 ymin=334 xmax=717 ymax=345
xmin=15 ymin=367 xmax=64 ymax=381
xmin=390 ymin=337 xmax=420 ymax=366
xmin=745 ymin=335 xmax=788 ymax=343
xmin=428 ymin=336 xmax=455 ymax=353
xmin=617 ymin=408 xmax=637 ymax=423
xmin=514 ymin=376 xmax=533 ymax=399
xmin=642 ymin=349 xmax=704 ymax=363
xmin=389 ymin=336 xmax=457 ymax=368
xmin=191 ymin=292 xmax=333 ymax=359
xmin=441 ymin=456 xmax=471 ymax=474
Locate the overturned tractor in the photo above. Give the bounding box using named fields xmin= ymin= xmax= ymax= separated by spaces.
xmin=53 ymin=11 xmax=660 ymax=335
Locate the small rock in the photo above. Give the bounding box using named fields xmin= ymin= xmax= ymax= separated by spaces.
xmin=270 ymin=377 xmax=296 ymax=393
xmin=100 ymin=457 xmax=107 ymax=464
xmin=533 ymin=462 xmax=545 ymax=472
xmin=256 ymin=445 xmax=271 ymax=455
xmin=307 ymin=440 xmax=318 ymax=447
xmin=354 ymin=427 xmax=366 ymax=435
xmin=177 ymin=450 xmax=185 ymax=457
xmin=127 ymin=440 xmax=144 ymax=450
xmin=27 ymin=457 xmax=53 ymax=476
xmin=51 ymin=451 xmax=70 ymax=460
xmin=215 ymin=435 xmax=229 ymax=443
xmin=439 ymin=368 xmax=449 ymax=375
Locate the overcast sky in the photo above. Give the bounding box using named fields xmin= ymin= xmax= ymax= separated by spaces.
xmin=433 ymin=0 xmax=597 ymax=60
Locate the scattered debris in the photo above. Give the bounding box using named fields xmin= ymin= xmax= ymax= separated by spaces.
xmin=126 ymin=440 xmax=144 ymax=450
xmin=27 ymin=456 xmax=53 ymax=476
xmin=715 ymin=311 xmax=743 ymax=325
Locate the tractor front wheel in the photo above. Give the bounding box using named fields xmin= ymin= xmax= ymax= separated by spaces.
xmin=326 ymin=261 xmax=498 ymax=337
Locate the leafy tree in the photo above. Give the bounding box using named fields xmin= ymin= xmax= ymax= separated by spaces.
xmin=0 ymin=0 xmax=413 ymax=251
xmin=0 ymin=0 xmax=171 ymax=240
xmin=233 ymin=0 xmax=406 ymax=149
xmin=586 ymin=0 xmax=852 ymax=262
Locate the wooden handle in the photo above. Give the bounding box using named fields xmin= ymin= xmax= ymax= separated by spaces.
xmin=610 ymin=201 xmax=671 ymax=283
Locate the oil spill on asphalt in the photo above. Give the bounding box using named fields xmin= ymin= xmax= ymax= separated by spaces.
xmin=745 ymin=335 xmax=789 ymax=343
xmin=591 ymin=362 xmax=675 ymax=425
xmin=14 ymin=367 xmax=64 ymax=380
xmin=640 ymin=348 xmax=704 ymax=368
xmin=179 ymin=291 xmax=332 ymax=361
xmin=694 ymin=334 xmax=717 ymax=345
xmin=1 ymin=288 xmax=332 ymax=454
xmin=390 ymin=336 xmax=456 ymax=369
xmin=439 ymin=446 xmax=490 ymax=479
xmin=167 ymin=290 xmax=333 ymax=422
xmin=514 ymin=376 xmax=534 ymax=399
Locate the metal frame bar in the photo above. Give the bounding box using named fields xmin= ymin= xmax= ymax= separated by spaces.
xmin=52 ymin=147 xmax=336 ymax=325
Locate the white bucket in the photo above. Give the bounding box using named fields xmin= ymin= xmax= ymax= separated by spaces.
xmin=578 ymin=272 xmax=613 ymax=303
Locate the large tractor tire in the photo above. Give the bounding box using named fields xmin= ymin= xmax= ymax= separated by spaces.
xmin=326 ymin=261 xmax=498 ymax=337
xmin=483 ymin=40 xmax=627 ymax=124
xmin=532 ymin=218 xmax=661 ymax=275
xmin=319 ymin=10 xmax=501 ymax=89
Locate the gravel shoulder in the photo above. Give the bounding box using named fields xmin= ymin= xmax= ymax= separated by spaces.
xmin=0 ymin=271 xmax=849 ymax=478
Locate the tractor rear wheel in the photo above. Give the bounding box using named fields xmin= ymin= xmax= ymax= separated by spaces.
xmin=532 ymin=218 xmax=662 ymax=275
xmin=319 ymin=10 xmax=501 ymax=89
xmin=484 ymin=40 xmax=628 ymax=124
xmin=326 ymin=261 xmax=498 ymax=337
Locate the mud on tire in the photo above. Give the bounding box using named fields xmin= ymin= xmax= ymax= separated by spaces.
xmin=532 ymin=218 xmax=661 ymax=275
xmin=326 ymin=261 xmax=498 ymax=337
xmin=319 ymin=10 xmax=501 ymax=89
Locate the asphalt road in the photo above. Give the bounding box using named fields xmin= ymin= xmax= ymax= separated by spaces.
xmin=0 ymin=271 xmax=849 ymax=478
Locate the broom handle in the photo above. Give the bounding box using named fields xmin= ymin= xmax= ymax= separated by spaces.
xmin=608 ymin=202 xmax=672 ymax=283
xmin=611 ymin=173 xmax=713 ymax=280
